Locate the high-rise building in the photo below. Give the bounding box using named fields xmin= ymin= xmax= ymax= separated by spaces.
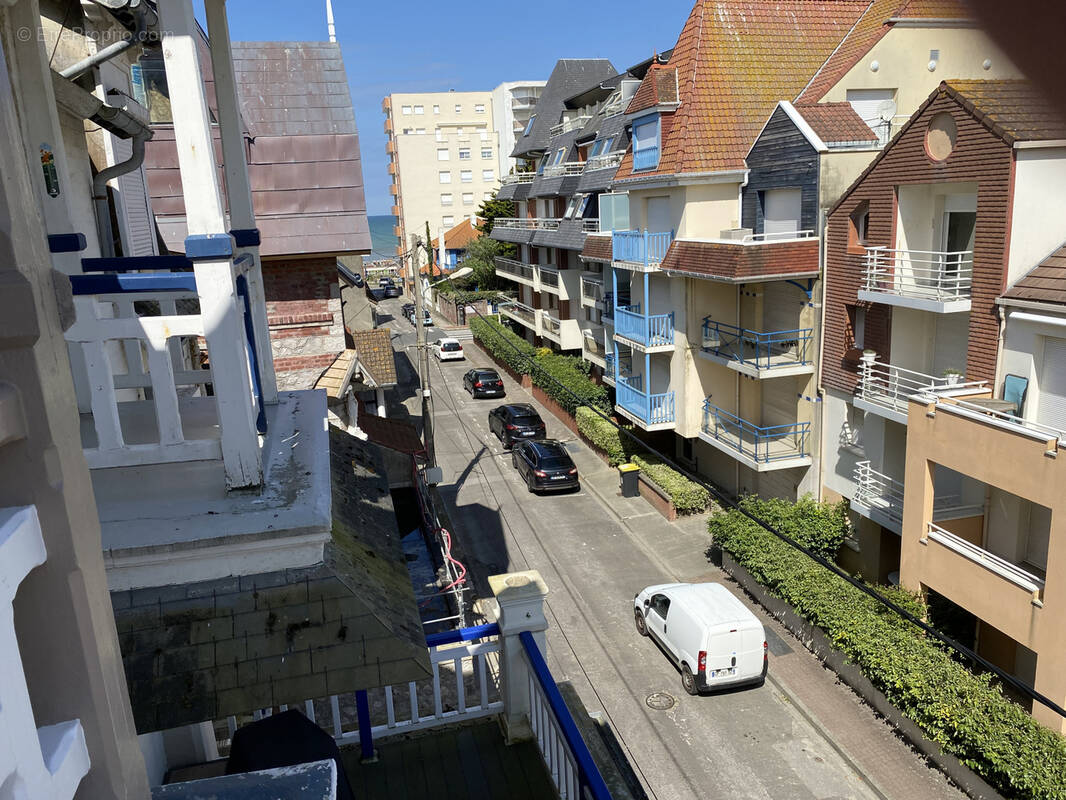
xmin=492 ymin=80 xmax=546 ymax=177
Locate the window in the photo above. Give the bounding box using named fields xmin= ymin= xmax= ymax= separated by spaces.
xmin=537 ymin=154 xmax=548 ymax=175
xmin=454 ymin=104 xmax=462 ymax=113
xmin=589 ymin=139 xmax=604 ymax=157
xmin=435 ymin=128 xmax=444 ymax=141
xmin=632 ymin=114 xmax=660 ymax=171
xmin=402 ymin=128 xmax=413 ymax=135
xmin=565 ymin=193 xmax=586 ymax=219
xmin=414 ymin=105 xmax=424 ymax=115
xmin=483 ymin=192 xmax=492 ymax=200
xmin=481 ymin=148 xmax=492 ymax=159
xmin=415 ymin=128 xmax=425 ymax=135
xmin=437 ymin=148 xmax=449 ymax=161
xmin=475 ymin=103 xmax=485 ymax=113
xmin=601 ymin=135 xmax=615 ymax=152
xmin=460 ymin=170 xmax=472 ymax=183
xmin=848 ymin=201 xmax=870 ymax=254
xmin=482 ymin=169 xmax=495 ymax=181
xmin=433 ymin=104 xmax=440 ymax=114
xmin=479 ymin=130 xmax=489 ymax=141
xmin=762 ymin=188 xmax=802 ymax=235
xmin=551 ymin=147 xmax=566 ymax=166
xmin=442 ymin=215 xmax=454 ymax=226
xmin=456 ymin=127 xmax=464 ymax=137
xmin=441 ymin=193 xmax=453 ymax=205
xmin=459 ymin=148 xmax=471 ymax=160
xmin=523 ymin=114 xmax=536 ymax=135
xmin=649 ymin=594 xmax=670 ymax=619
xmin=439 ymin=171 xmax=451 ymax=184
xmin=401 ymin=105 xmax=412 ymax=115
xmin=462 ymin=192 xmax=474 ymax=205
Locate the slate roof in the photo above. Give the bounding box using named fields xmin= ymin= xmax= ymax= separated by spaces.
xmin=349 ymin=328 xmax=398 ymax=387
xmin=793 ymin=102 xmax=878 ymax=144
xmin=625 ymin=63 xmax=678 ymax=115
xmin=941 ymin=79 xmax=1066 ymax=143
xmin=660 ymin=237 xmax=820 ymax=281
xmin=613 ymin=0 xmax=870 ymax=182
xmin=512 ymin=59 xmax=617 ymax=157
xmin=112 ymin=427 xmax=430 ymax=732
xmin=1001 ymin=243 xmax=1066 ymax=307
xmin=358 ymin=408 xmax=426 ymax=456
xmin=146 ymin=39 xmax=371 ymax=258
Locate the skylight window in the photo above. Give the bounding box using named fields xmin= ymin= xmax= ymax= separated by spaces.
xmin=523 ymin=114 xmax=537 ymax=136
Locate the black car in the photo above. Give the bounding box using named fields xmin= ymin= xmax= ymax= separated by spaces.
xmin=463 ymin=368 xmax=505 ymax=398
xmin=401 ymin=302 xmax=415 ymax=316
xmin=350 ymin=273 xmax=365 ymax=288
xmin=488 ymin=404 xmax=545 ymax=449
xmin=511 ymin=439 xmax=579 ymax=493
xmin=366 ymin=287 xmax=385 ymax=302
xmin=384 ymin=285 xmax=402 ymax=298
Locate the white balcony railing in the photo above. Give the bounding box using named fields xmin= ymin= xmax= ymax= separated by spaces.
xmin=493 ymin=217 xmax=561 ymax=231
xmin=499 ymin=300 xmax=538 ymax=328
xmin=581 ymin=276 xmax=603 ymax=304
xmin=853 ymin=461 xmax=905 ymax=528
xmin=541 ymin=162 xmax=586 ymax=178
xmin=581 ymin=218 xmax=600 ymax=232
xmin=584 ymin=151 xmax=624 ymax=172
xmin=934 ymin=396 xmax=1066 ymax=445
xmin=541 ymin=311 xmax=561 ymax=338
xmin=500 ymin=172 xmax=536 ymax=186
xmin=862 ymin=247 xmax=973 ymax=307
xmin=857 ymin=358 xmax=986 ymax=421
xmin=494 ymin=256 xmax=535 ymax=282
xmin=548 ymin=115 xmax=592 ymax=136
xmin=924 ymin=522 xmax=1046 ymax=595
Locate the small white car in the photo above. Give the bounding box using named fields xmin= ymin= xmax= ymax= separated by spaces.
xmin=634 ymin=582 xmax=766 ymax=695
xmin=432 ymin=337 xmax=464 ymax=361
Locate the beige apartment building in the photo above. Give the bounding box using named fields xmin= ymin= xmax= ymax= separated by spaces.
xmin=384 ymin=91 xmax=500 ymax=262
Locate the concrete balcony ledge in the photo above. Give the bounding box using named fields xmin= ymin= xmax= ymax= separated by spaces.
xmin=95 ymin=391 xmax=331 ymax=590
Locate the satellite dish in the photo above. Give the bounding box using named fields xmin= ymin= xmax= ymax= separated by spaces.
xmin=877 ymin=99 xmax=897 ymax=122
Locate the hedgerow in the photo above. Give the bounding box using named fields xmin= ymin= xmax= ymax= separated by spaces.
xmin=710 ymin=496 xmax=1066 ymax=800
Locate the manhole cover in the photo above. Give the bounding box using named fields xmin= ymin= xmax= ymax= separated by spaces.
xmin=645 ymin=692 xmax=676 ymax=711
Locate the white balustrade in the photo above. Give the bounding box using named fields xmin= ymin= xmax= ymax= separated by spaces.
xmin=925 ymin=522 xmax=1045 ymax=595
xmin=858 ymin=358 xmax=986 ymax=419
xmin=862 ymin=247 xmax=973 ymax=304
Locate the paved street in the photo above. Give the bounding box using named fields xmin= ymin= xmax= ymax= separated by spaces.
xmin=376 ymin=298 xmax=965 ymax=800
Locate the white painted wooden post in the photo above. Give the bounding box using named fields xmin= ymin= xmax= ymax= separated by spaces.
xmin=489 ymin=570 xmax=549 ymax=743
xmin=204 ymin=0 xmax=278 ymax=405
xmin=158 ymin=0 xmax=262 ymax=487
xmin=376 ymin=387 xmax=386 ymax=417
xmin=0 ymin=506 xmax=91 ymax=799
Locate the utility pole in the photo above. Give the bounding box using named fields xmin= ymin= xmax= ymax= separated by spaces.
xmin=410 ymin=231 xmax=436 ymax=470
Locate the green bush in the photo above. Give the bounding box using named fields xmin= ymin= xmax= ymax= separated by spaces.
xmin=575 ymin=407 xmax=710 ymax=514
xmin=710 ymin=497 xmax=1066 ymax=800
xmin=470 ymin=315 xmax=534 ymax=375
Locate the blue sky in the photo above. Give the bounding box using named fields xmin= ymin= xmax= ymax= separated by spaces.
xmin=217 ymin=0 xmax=695 ymax=216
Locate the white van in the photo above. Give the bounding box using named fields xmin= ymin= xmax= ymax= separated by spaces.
xmin=633 ymin=582 xmax=767 ymax=695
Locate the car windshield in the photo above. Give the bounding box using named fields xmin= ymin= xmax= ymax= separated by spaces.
xmin=539 ymin=456 xmax=571 ymax=470
xmin=441 ymin=342 xmax=461 ymax=351
xmin=477 ymin=372 xmax=499 ymax=381
xmin=512 ymin=414 xmax=540 ymax=426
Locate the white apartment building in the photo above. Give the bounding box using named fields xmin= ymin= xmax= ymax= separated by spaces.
xmin=492 ymin=80 xmax=546 ymax=177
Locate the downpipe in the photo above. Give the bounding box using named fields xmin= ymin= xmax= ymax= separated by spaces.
xmin=92 ymin=131 xmax=148 ymax=258
xmin=60 ymin=3 xmax=155 ymax=80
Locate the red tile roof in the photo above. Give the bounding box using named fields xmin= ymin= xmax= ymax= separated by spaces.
xmin=660 ymin=237 xmax=820 ymax=281
xmin=1001 ymin=243 xmax=1066 ymax=307
xmin=358 ymin=406 xmax=425 ymax=456
xmin=613 ymin=0 xmax=871 ymax=181
xmin=793 ymin=102 xmax=878 ymax=144
xmin=432 ymin=218 xmax=481 ymax=251
xmin=895 ymin=0 xmax=973 ymax=17
xmin=625 ymin=64 xmax=678 ymax=115
xmin=580 ymin=233 xmax=613 ymax=262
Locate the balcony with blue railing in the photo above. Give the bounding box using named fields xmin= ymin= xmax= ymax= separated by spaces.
xmin=611 ymin=229 xmax=673 ymax=272
xmin=614 ymin=305 xmax=674 ymax=350
xmin=700 ymin=401 xmax=812 ymax=471
xmin=615 ymin=375 xmax=676 ymax=430
xmin=700 ymin=317 xmax=814 ymax=378
xmin=633 ymin=144 xmax=660 ymax=172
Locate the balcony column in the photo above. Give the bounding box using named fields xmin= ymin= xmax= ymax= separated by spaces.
xmin=489 ymin=570 xmax=549 ymax=744
xmin=158 ymin=0 xmax=262 ymax=488
xmin=204 ymin=0 xmax=278 ymax=405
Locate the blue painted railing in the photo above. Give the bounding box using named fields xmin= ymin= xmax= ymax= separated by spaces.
xmin=615 ymin=306 xmax=674 ymax=347
xmin=604 ymin=353 xmax=615 ymax=378
xmin=612 ymin=229 xmax=673 ymax=268
xmin=701 ymin=318 xmax=812 ymax=369
xmin=616 ymin=378 xmax=675 ymax=426
xmin=702 ymin=401 xmax=810 ymax=463
xmin=424 ymin=622 xmax=500 ymax=647
xmin=519 ymin=631 xmax=613 ymax=800
xmin=633 ymin=144 xmax=660 ymax=172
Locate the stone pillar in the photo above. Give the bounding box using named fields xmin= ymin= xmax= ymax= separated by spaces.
xmin=489 ymin=570 xmax=549 ymax=744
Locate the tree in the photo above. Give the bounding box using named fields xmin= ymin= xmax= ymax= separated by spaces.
xmin=475 ymin=194 xmax=515 ymax=237
xmin=459 ymin=235 xmax=506 ymax=291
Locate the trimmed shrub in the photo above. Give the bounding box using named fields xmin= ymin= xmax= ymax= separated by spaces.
xmin=710 ymin=497 xmax=1066 ymax=800
xmin=576 ymin=407 xmax=710 ymax=514
xmin=470 ymin=315 xmax=534 ymax=375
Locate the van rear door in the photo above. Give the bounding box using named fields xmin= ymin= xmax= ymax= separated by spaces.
xmin=704 ymin=623 xmax=745 ymax=680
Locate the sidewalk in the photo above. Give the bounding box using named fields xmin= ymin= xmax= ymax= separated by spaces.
xmin=566 ymin=438 xmax=965 ymax=800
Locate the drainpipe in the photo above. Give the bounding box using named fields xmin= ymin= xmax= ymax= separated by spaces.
xmin=59 ymin=4 xmax=155 ymax=81
xmin=992 ymin=304 xmax=1007 ymax=396
xmin=92 ymin=130 xmax=149 ymax=258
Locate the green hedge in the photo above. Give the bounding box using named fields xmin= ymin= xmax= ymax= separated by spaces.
xmin=710 ymin=497 xmax=1066 ymax=800
xmin=470 ymin=315 xmax=534 ymax=375
xmin=576 ymin=406 xmax=710 ymax=514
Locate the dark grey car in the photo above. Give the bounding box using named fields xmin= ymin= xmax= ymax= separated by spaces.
xmin=488 ymin=403 xmax=545 ymax=449
xmin=511 ymin=439 xmax=579 ymax=493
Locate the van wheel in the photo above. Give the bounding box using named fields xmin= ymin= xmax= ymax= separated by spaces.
xmin=681 ymin=664 xmax=699 ymax=696
xmin=634 ymin=609 xmax=648 ymax=637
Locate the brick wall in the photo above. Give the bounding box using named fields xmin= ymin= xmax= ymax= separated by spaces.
xmin=823 ymin=90 xmax=1013 ymax=395
xmin=262 ymin=257 xmax=345 ymax=390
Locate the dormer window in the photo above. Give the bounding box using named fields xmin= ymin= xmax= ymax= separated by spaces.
xmin=551 ymin=147 xmax=566 ymax=166
xmin=523 ymin=114 xmax=537 ymax=136
xmin=632 ymin=114 xmax=660 ymax=171
xmin=848 ymin=200 xmax=870 ymax=254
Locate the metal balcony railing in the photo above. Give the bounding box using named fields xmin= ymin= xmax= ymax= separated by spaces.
xmin=549 ymin=115 xmax=592 ymax=136
xmin=615 ymin=306 xmax=674 ymax=348
xmin=493 ymin=217 xmax=561 ymax=231
xmin=537 ymin=267 xmax=559 ymax=289
xmin=541 ymin=162 xmax=586 ymax=178
xmin=702 ymin=402 xmax=810 ymax=463
xmin=933 ymin=396 xmax=1066 ymax=444
xmin=924 ymin=522 xmax=1045 ymax=596
xmin=581 ymin=218 xmax=601 ymax=232
xmin=500 ymin=172 xmax=536 ymax=186
xmin=581 ymin=277 xmax=603 ymax=303
xmin=862 ymin=247 xmax=973 ymax=304
xmin=701 ymin=318 xmax=812 ymax=369
xmin=853 ymin=461 xmax=905 ymax=528
xmin=604 ymin=353 xmax=616 ymax=381
xmin=858 ymin=358 xmax=986 ymax=418
xmin=499 ymin=300 xmax=537 ymax=327
xmin=616 ymin=377 xmax=675 ymax=426
xmin=585 ymin=151 xmax=624 ymax=171
xmin=494 ymin=256 xmax=534 ymax=282
xmin=612 ymin=229 xmax=672 ymax=270
xmin=540 ymin=311 xmax=561 ymax=337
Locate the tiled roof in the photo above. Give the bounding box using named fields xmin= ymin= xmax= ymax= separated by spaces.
xmin=625 ymin=64 xmax=678 ymax=115
xmin=580 ymin=233 xmax=613 ymax=262
xmin=358 ymin=405 xmax=426 ymax=455
xmin=315 ymin=349 xmax=356 ymax=399
xmin=350 ymin=328 xmax=398 ymax=387
xmin=895 ymin=0 xmax=973 ymax=17
xmin=1001 ymin=243 xmax=1066 ymax=307
xmin=942 ymin=79 xmax=1066 ymax=143
xmin=660 ymin=237 xmax=820 ymax=281
xmin=793 ymin=102 xmax=878 ymax=144
xmin=614 ymin=0 xmax=870 ymax=181
xmin=432 ymin=218 xmax=481 ymax=251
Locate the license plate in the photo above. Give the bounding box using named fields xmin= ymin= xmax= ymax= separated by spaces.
xmin=519 ymin=431 xmax=534 ymax=436
xmin=551 ymin=475 xmax=568 ymax=480
xmin=711 ymin=668 xmax=736 ymax=678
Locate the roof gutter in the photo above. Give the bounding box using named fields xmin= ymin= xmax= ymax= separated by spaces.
xmin=59 ymin=2 xmax=156 ymax=81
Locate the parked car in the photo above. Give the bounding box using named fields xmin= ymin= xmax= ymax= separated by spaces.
xmin=401 ymin=302 xmax=415 ymax=317
xmin=488 ymin=404 xmax=545 ymax=449
xmin=350 ymin=273 xmax=365 ymax=288
xmin=384 ymin=284 xmax=402 ymax=298
xmin=378 ymin=276 xmax=394 ymax=287
xmin=366 ymin=287 xmax=385 ymax=303
xmin=432 ymin=337 xmax=464 ymax=361
xmin=633 ymin=582 xmax=767 ymax=696
xmin=412 ymin=307 xmax=432 ymax=326
xmin=463 ymin=368 xmax=505 ymax=398
xmin=511 ymin=439 xmax=579 ymax=493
